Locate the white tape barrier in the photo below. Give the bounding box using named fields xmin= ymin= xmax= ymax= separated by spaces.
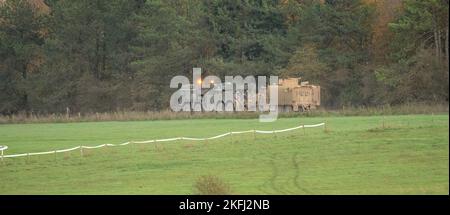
xmin=0 ymin=123 xmax=325 ymax=159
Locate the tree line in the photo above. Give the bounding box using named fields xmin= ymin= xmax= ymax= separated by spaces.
xmin=0 ymin=0 xmax=448 ymax=115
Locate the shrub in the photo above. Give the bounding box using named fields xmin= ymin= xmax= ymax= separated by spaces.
xmin=193 ymin=175 xmax=231 ymax=195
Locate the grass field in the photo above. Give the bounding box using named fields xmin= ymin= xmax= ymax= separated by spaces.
xmin=0 ymin=114 xmax=448 ymax=194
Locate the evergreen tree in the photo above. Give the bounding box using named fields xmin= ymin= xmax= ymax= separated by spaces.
xmin=0 ymin=0 xmax=47 ymax=114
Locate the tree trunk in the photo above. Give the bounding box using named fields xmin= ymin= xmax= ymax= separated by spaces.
xmin=94 ymin=35 xmax=100 ymax=79
xmin=431 ymin=9 xmax=442 ymax=61
xmin=433 ymin=15 xmax=440 ymax=60
xmin=446 ymin=27 xmax=449 ymax=63
xmin=21 ymin=64 xmax=28 ymax=113
xmin=102 ymin=37 xmax=106 ymax=76
xmin=437 ymin=26 xmax=442 ymax=60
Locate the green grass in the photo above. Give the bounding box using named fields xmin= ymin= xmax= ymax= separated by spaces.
xmin=0 ymin=114 xmax=448 ymax=194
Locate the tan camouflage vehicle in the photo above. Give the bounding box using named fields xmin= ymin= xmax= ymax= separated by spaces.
xmin=272 ymin=78 xmax=321 ymax=112
xmin=180 ymin=77 xmax=320 ymax=112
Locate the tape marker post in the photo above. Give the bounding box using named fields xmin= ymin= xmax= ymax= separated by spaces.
xmin=0 ymin=146 xmax=6 ymax=162
xmin=0 ymin=123 xmax=325 ymax=159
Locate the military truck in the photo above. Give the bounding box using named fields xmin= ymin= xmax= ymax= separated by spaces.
xmin=177 ymin=77 xmax=320 ymax=112
xmin=271 ymin=78 xmax=320 ymax=112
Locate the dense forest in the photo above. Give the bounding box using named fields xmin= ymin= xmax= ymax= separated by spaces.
xmin=0 ymin=0 xmax=448 ymax=114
